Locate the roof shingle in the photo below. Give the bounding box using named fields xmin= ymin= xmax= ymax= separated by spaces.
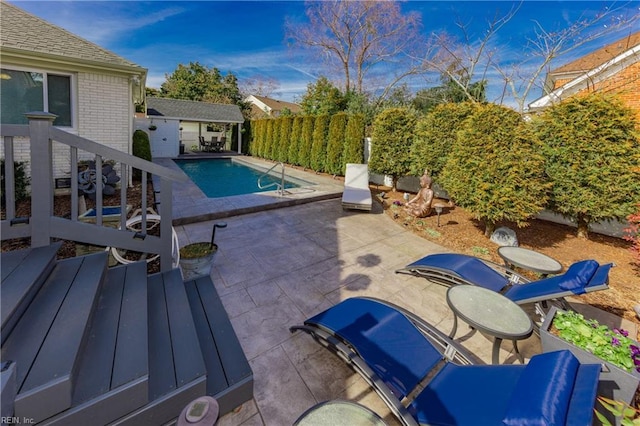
xmin=0 ymin=2 xmax=144 ymax=72
xmin=146 ymin=97 xmax=245 ymax=123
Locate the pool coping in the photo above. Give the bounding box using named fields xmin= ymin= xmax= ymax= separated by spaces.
xmin=153 ymin=155 xmax=346 ymax=226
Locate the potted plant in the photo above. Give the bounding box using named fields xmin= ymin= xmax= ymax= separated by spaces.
xmin=179 ymin=222 xmax=226 ymax=280
xmin=540 ymin=306 xmax=640 ymax=406
xmin=148 ymin=124 xmax=157 ymax=131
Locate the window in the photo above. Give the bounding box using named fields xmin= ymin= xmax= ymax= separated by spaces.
xmin=1 ymin=68 xmax=73 ymax=127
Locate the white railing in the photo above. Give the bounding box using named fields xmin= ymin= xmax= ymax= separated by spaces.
xmin=257 ymin=162 xmax=287 ymax=196
xmin=1 ymin=112 xmax=187 ymax=272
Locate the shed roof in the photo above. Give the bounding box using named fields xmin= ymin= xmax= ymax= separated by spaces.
xmin=0 ymin=2 xmax=145 ymax=74
xmin=146 ymin=97 xmax=245 ymax=123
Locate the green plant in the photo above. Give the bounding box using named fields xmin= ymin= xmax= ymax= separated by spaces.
xmin=179 ymin=242 xmax=217 ymax=259
xmin=0 ymin=159 xmax=30 ymax=208
xmin=534 ymin=93 xmax=640 ymax=239
xmin=277 ymin=116 xmax=293 ymax=163
xmin=594 ymin=397 xmax=640 ymax=425
xmin=325 ymin=112 xmax=348 ymax=176
xmin=424 ymin=228 xmax=442 ymax=238
xmin=310 ymin=115 xmax=329 ymax=172
xmin=299 ymin=116 xmax=315 ymax=169
xmin=471 ymin=246 xmax=489 ymax=256
xmin=369 ymin=107 xmax=417 ymax=191
xmin=288 ymin=116 xmax=303 ymax=166
xmin=132 ymin=130 xmax=152 ymax=180
xmin=410 ymin=102 xmax=477 ymax=178
xmin=440 ymin=103 xmax=549 ymax=236
xmin=552 ymin=309 xmax=640 ymax=373
xmin=343 ymin=113 xmax=365 ymax=167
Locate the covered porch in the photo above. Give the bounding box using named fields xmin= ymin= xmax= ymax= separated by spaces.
xmin=137 ymin=97 xmax=245 ymax=158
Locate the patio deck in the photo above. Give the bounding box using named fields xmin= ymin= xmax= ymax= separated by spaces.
xmin=170 ymin=159 xmax=637 ymax=425
xmin=175 ymin=197 xmax=540 ymax=426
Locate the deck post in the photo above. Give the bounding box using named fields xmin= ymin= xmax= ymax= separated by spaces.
xmin=27 ymin=112 xmax=57 ymax=247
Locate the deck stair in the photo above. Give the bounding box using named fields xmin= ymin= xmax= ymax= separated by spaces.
xmin=0 ymin=245 xmax=253 ymax=425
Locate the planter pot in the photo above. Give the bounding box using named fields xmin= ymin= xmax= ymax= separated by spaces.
xmin=540 ymin=306 xmax=640 ymax=405
xmin=179 ymin=243 xmax=218 ymax=280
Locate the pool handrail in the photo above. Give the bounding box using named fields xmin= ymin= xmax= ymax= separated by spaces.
xmin=257 ymin=162 xmax=287 ymax=196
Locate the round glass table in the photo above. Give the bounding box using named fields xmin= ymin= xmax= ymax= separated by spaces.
xmin=294 ymin=400 xmax=387 ymax=426
xmin=446 ymin=285 xmax=533 ymax=364
xmin=497 ymin=246 xmax=562 ymax=276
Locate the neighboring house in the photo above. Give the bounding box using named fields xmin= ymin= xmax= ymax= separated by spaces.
xmin=137 ymin=97 xmax=245 ymax=157
xmin=245 ymin=94 xmax=302 ymax=118
xmin=0 ymin=1 xmax=147 ymax=179
xmin=528 ymin=31 xmax=640 ymax=122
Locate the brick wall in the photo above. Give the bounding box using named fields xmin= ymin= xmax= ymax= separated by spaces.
xmin=552 ymin=62 xmax=640 ymax=124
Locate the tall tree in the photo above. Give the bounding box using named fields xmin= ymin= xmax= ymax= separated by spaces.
xmin=286 ymin=1 xmax=424 ymax=96
xmin=161 ymin=62 xmax=243 ymax=104
xmin=299 ymin=76 xmax=346 ymax=115
xmin=413 ymin=75 xmax=486 ymax=113
xmin=535 ymin=94 xmax=640 ymax=239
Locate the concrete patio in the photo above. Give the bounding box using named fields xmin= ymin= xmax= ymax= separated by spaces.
xmin=174 ymin=198 xmax=544 ymax=425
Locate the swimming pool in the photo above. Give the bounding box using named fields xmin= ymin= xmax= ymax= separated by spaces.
xmin=174 ymin=158 xmax=309 ymax=198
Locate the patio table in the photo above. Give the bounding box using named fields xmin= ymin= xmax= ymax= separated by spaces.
xmin=447 ymin=285 xmax=533 ymax=364
xmin=294 ymin=400 xmax=387 ymax=426
xmin=498 ymin=246 xmax=562 ymax=276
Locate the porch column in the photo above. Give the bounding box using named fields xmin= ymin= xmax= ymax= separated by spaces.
xmin=237 ymin=123 xmax=242 ymax=154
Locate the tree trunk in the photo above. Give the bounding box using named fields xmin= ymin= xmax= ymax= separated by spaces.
xmin=484 ymin=221 xmax=495 ymax=237
xmin=576 ymin=215 xmax=590 ymax=239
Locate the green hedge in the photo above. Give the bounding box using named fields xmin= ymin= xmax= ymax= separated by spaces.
xmin=311 ymin=115 xmax=329 ymax=172
xmin=369 ymin=107 xmax=417 ymax=191
xmin=534 ymin=93 xmax=640 ymax=238
xmin=440 ymin=103 xmax=549 ymax=236
xmin=325 ymin=112 xmax=348 ymax=175
xmin=132 ymin=129 xmax=152 ymax=180
xmin=343 ymin=113 xmax=365 ymax=168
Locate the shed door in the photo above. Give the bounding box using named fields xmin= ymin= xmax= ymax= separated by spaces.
xmin=148 ymin=120 xmax=180 ymax=158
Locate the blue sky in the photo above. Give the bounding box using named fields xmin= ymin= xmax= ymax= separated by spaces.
xmin=10 ymin=1 xmax=640 ymax=105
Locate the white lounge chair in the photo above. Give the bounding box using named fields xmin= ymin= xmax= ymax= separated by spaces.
xmin=342 ymin=163 xmax=372 ymax=211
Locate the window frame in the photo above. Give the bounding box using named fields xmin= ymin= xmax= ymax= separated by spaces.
xmin=1 ymin=65 xmax=76 ymax=129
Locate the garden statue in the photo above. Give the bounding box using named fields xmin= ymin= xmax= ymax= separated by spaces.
xmin=404 ymin=170 xmax=435 ymax=218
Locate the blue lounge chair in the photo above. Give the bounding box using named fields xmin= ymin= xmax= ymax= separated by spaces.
xmin=291 ymin=297 xmax=601 ymax=426
xmin=396 ymin=253 xmax=612 ymax=307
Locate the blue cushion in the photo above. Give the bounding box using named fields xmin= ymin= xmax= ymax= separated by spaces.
xmin=502 ymin=350 xmax=580 ymax=426
xmin=557 ymin=260 xmax=599 ymax=293
xmin=410 ymin=363 xmax=524 ymax=425
xmin=305 ymin=298 xmax=443 ymax=398
xmin=408 ymin=254 xmax=509 ymax=292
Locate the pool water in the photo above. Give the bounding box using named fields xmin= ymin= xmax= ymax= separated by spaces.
xmin=174 ymin=158 xmax=303 ymax=198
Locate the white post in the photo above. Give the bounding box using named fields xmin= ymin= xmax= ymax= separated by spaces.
xmin=237 ymin=123 xmax=242 ymax=154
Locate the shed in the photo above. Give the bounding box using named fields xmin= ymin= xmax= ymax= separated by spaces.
xmin=136 ymin=97 xmax=245 ymax=157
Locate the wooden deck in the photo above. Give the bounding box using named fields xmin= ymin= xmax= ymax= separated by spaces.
xmin=0 ymin=245 xmax=253 ymax=424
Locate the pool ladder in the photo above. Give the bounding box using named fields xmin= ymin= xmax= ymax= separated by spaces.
xmin=257 ymin=162 xmax=288 ymax=196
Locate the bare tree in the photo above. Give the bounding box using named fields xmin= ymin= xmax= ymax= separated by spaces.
xmin=419 ymin=1 xmax=639 ymax=112
xmin=240 ymin=75 xmax=281 ymax=98
xmin=285 ymin=0 xmax=424 ymax=97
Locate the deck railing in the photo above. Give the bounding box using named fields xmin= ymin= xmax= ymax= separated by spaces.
xmin=1 ymin=112 xmax=187 ymax=272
